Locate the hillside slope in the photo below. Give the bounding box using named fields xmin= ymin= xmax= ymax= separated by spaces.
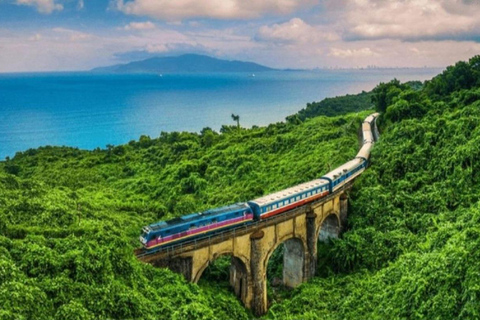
xmin=267 ymin=56 xmax=480 ymax=319
xmin=0 ymin=109 xmax=367 ymax=319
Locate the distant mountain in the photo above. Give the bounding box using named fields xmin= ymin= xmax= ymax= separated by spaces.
xmin=91 ymin=54 xmax=275 ymax=73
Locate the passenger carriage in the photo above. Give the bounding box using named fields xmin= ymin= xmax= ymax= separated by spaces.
xmin=248 ymin=179 xmax=331 ymax=220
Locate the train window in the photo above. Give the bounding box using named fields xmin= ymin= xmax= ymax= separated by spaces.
xmin=190 ymin=224 xmax=196 ymax=229
xmin=302 ymin=194 xmax=306 ymax=199
xmin=307 ymin=192 xmax=311 ymax=196
xmin=212 ymin=219 xmax=218 ymax=224
xmin=273 ymin=204 xmax=277 ymax=209
xmin=285 ymin=199 xmax=289 ymax=204
xmin=296 ymin=196 xmax=300 ymax=201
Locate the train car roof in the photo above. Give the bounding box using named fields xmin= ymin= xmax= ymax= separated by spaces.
xmin=355 ymin=142 xmax=373 ymax=159
xmin=321 ymin=158 xmax=362 ymax=180
xmin=249 ymin=178 xmax=329 ymax=206
xmin=147 ymin=202 xmax=250 ymax=231
xmin=363 ymin=113 xmax=379 ymax=123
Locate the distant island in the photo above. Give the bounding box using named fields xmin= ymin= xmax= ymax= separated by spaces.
xmin=91 ymin=54 xmax=275 ymax=74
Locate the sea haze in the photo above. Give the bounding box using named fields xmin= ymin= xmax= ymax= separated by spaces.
xmin=0 ymin=69 xmax=441 ymax=158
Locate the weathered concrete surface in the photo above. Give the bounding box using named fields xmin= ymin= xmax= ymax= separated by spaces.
xmin=230 ymin=256 xmax=248 ymax=302
xmin=138 ymin=189 xmax=351 ymax=317
xmin=318 ymin=214 xmax=340 ymax=242
xmin=340 ymin=194 xmax=348 ymax=231
xmin=283 ymin=238 xmax=304 ymax=288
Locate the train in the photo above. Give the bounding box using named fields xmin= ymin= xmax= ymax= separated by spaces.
xmin=140 ymin=113 xmax=380 ymax=251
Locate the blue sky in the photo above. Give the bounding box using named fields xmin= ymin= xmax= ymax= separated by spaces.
xmin=1 ymin=0 xmax=480 ymax=72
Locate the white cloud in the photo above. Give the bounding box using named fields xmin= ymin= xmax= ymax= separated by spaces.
xmin=144 ymin=43 xmax=168 ymax=53
xmin=77 ymin=0 xmax=84 ymax=10
xmin=256 ymin=18 xmax=339 ymax=44
xmin=329 ymin=47 xmax=378 ymax=58
xmin=124 ymin=21 xmax=156 ymax=31
xmin=0 ymin=26 xmax=257 ymax=72
xmin=52 ymin=28 xmax=93 ymax=42
xmin=15 ymin=0 xmax=63 ymax=14
xmin=338 ymin=0 xmax=480 ymax=41
xmin=113 ymin=0 xmax=318 ymax=20
xmin=28 ymin=33 xmax=42 ymax=41
xmin=2 ymin=11 xmax=480 ymax=73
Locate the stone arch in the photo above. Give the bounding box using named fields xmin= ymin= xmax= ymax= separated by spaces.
xmin=317 ymin=213 xmax=340 ymax=243
xmin=193 ymin=251 xmax=249 ymax=283
xmin=193 ymin=252 xmax=249 ymax=303
xmin=264 ymin=237 xmax=306 ymax=288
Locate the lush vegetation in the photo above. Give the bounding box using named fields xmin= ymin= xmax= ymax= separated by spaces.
xmin=0 ymin=104 xmax=367 ymax=319
xmin=2 ymin=56 xmax=479 ymax=319
xmin=294 ymin=90 xmax=373 ymax=121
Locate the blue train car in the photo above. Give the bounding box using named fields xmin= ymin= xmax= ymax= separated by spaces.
xmin=248 ymin=179 xmax=330 ymax=219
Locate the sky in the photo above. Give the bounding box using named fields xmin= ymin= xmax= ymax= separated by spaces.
xmin=1 ymin=0 xmax=480 ymax=72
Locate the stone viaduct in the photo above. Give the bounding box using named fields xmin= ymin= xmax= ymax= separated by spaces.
xmin=136 ymin=186 xmax=351 ymax=316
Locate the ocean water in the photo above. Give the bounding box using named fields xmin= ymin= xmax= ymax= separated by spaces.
xmin=0 ymin=69 xmax=441 ymax=159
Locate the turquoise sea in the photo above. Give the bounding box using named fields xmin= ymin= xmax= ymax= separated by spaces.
xmin=0 ymin=69 xmax=441 ymax=158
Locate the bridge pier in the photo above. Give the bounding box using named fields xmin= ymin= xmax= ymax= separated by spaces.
xmin=283 ymin=238 xmax=305 ymax=287
xmin=250 ymin=230 xmax=267 ymax=317
xmin=306 ymin=211 xmax=318 ymax=279
xmin=340 ymin=194 xmax=348 ymax=231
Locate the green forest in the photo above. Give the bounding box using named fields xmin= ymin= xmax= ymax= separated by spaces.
xmin=1 ymin=56 xmax=480 ymax=319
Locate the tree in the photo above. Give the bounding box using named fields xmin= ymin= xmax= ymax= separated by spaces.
xmin=231 ymin=114 xmax=240 ymax=129
xmin=371 ymin=79 xmax=406 ymax=113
